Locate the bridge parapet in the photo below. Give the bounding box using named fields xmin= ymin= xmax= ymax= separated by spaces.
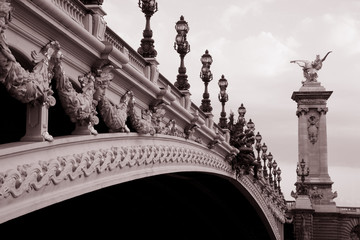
xmin=338 ymin=206 xmax=360 ymax=214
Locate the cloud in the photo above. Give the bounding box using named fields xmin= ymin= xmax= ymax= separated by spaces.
xmin=230 ymin=32 xmax=296 ymax=77
xmin=324 ymin=15 xmax=360 ymax=54
xmin=294 ymin=13 xmax=360 ymax=56
xmin=220 ymin=2 xmax=263 ymax=31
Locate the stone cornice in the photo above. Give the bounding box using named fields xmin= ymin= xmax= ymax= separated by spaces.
xmin=291 ymin=91 xmax=333 ymax=103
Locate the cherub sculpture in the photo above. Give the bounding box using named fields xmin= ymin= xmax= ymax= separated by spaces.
xmin=290 ymin=51 xmax=332 ymax=84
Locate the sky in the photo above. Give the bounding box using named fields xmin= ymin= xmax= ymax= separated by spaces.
xmin=101 ymin=0 xmax=360 ymax=207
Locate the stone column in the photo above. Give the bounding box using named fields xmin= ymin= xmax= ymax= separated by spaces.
xmin=292 ymin=81 xmax=337 ymax=207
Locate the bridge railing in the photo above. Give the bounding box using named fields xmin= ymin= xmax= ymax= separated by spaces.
xmin=337 ymin=206 xmax=360 ymax=214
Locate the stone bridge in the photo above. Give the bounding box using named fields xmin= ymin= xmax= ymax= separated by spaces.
xmin=0 ymin=1 xmax=288 ymax=239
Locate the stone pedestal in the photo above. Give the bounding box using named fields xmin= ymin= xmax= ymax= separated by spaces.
xmin=292 ymin=81 xmax=336 ymax=206
xmin=21 ymin=103 xmax=53 ymax=142
xmin=295 ymin=195 xmax=313 ymax=210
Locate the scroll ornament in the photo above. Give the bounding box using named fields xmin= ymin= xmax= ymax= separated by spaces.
xmin=0 ymin=145 xmax=229 ymax=199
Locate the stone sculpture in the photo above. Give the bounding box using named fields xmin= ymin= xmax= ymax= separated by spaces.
xmin=98 ymin=91 xmax=132 ymax=133
xmin=127 ymin=93 xmax=156 ymax=135
xmin=290 ymin=51 xmax=332 ymax=84
xmin=0 ymin=2 xmax=55 ymax=106
xmin=307 ymin=114 xmax=319 ymax=144
xmin=51 ymin=41 xmax=99 ymax=135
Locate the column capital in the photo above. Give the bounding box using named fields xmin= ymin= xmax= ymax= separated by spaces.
xmin=296 ymin=107 xmax=309 ymax=117
xmin=317 ymin=107 xmax=328 ymax=115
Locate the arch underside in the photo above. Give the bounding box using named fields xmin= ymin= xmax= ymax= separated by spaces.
xmin=1 ymin=172 xmax=271 ymax=239
xmin=0 ymin=134 xmax=281 ymax=239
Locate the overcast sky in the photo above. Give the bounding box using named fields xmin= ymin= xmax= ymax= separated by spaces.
xmin=102 ymin=0 xmax=360 ymax=207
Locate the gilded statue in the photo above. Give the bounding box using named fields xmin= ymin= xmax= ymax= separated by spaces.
xmin=290 ymin=51 xmax=332 ymax=84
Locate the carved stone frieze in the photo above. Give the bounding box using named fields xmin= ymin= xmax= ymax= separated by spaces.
xmin=0 ymin=144 xmax=231 ymax=199
xmin=297 ymin=99 xmax=327 ymax=105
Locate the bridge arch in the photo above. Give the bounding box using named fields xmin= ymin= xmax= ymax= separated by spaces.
xmin=0 ymin=134 xmax=281 ymax=239
xmin=1 ymin=172 xmax=273 ymax=239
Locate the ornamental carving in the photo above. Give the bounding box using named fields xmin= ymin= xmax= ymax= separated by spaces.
xmin=0 ymin=145 xmax=230 ymax=199
xmin=98 ymin=90 xmax=132 ymax=133
xmin=149 ymin=100 xmax=167 ymax=134
xmin=51 ymin=41 xmax=101 ymax=135
xmin=0 ymin=3 xmax=56 ymax=107
xmin=307 ymin=114 xmax=319 ymax=144
xmin=296 ymin=107 xmax=309 ymax=117
xmin=308 ymin=185 xmax=337 ymax=204
xmin=128 ymin=95 xmax=156 ymax=135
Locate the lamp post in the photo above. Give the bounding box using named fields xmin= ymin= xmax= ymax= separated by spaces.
xmin=277 ymin=167 xmax=282 ymax=193
xmin=174 ymin=15 xmax=190 ymax=90
xmin=267 ymin=152 xmax=273 ymax=185
xmin=199 ymin=50 xmax=213 ymax=113
xmin=261 ymin=143 xmax=268 ymax=179
xmin=218 ymin=75 xmax=228 ymax=128
xmin=255 ymin=132 xmax=263 ymax=168
xmin=138 ymin=0 xmax=158 ymax=58
xmin=296 ymin=158 xmax=310 ymax=195
xmin=238 ymin=103 xmax=246 ymax=126
xmin=272 ymin=160 xmax=278 ymax=190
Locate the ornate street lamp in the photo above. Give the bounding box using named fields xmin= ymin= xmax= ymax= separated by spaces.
xmin=218 ymin=75 xmax=228 ymax=128
xmin=247 ymin=119 xmax=255 ymax=131
xmin=199 ymin=50 xmax=213 ymax=113
xmin=138 ymin=0 xmax=158 ymax=58
xmin=261 ymin=143 xmax=268 ymax=178
xmin=254 ymin=131 xmax=263 ymax=179
xmin=277 ymin=167 xmax=282 ymax=193
xmin=296 ymin=158 xmax=310 ymax=195
xmin=272 ymin=160 xmax=278 ymax=189
xmin=174 ymin=15 xmax=190 ymax=90
xmin=267 ymin=152 xmax=273 ymax=185
xmin=255 ymin=132 xmax=263 ymax=166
